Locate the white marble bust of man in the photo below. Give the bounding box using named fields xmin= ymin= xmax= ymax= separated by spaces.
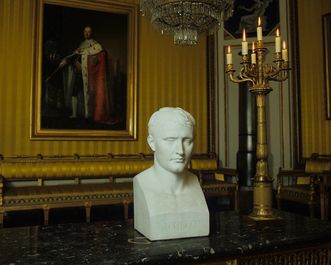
xmin=134 ymin=107 xmax=209 ymax=241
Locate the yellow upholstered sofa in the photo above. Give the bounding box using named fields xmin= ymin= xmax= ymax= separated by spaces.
xmin=0 ymin=154 xmax=153 ymax=226
xmin=0 ymin=153 xmax=238 ymax=226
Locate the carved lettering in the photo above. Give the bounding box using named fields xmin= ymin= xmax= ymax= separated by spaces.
xmin=160 ymin=220 xmax=201 ymax=233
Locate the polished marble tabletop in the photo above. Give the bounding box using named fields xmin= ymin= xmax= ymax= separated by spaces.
xmin=1 ymin=210 xmax=331 ymax=265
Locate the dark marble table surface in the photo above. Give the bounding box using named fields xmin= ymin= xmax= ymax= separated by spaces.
xmin=1 ymin=211 xmax=331 ymax=265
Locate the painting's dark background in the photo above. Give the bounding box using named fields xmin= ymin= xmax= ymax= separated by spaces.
xmin=224 ymin=0 xmax=280 ymax=39
xmin=42 ymin=3 xmax=128 ymax=130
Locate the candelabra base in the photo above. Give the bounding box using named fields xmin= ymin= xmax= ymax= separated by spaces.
xmin=242 ymin=211 xmax=284 ymax=225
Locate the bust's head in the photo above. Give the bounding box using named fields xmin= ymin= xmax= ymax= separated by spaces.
xmin=147 ymin=107 xmax=195 ymax=174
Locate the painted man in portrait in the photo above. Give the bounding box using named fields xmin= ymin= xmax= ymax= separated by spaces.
xmin=59 ymin=26 xmax=118 ymax=125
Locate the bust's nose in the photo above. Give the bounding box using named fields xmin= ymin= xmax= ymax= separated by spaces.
xmin=174 ymin=140 xmax=184 ymax=155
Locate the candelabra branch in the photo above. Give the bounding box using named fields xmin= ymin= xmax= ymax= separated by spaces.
xmin=269 ymin=71 xmax=288 ymax=82
xmin=226 ymin=65 xmax=255 ymax=85
xmin=268 ymin=60 xmax=291 ymax=82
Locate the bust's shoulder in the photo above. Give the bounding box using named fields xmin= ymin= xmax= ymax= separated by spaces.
xmin=186 ymin=170 xmax=199 ymax=180
xmin=134 ymin=167 xmax=154 ymax=181
xmin=186 ymin=169 xmax=197 ymax=177
xmin=185 ymin=171 xmax=200 ymax=187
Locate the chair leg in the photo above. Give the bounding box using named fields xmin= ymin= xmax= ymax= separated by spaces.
xmin=276 ymin=198 xmax=281 ymax=210
xmin=234 ymin=191 xmax=239 ymax=211
xmin=85 ymin=205 xmax=91 ymax=223
xmin=321 ymin=193 xmax=326 ymax=220
xmin=325 ymin=193 xmax=329 ymax=221
xmin=308 ymin=203 xmax=315 ymax=218
xmin=321 ymin=191 xmax=329 ymax=221
xmin=43 ymin=207 xmax=50 ymax=225
xmin=0 ymin=210 xmax=4 ymax=227
xmin=123 ymin=201 xmax=129 ymax=220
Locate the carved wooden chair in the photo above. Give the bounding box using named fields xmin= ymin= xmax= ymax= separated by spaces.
xmin=190 ymin=154 xmax=239 ymax=211
xmin=276 ymin=154 xmax=331 ymax=219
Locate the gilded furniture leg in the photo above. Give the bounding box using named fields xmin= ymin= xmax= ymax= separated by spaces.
xmin=321 ymin=191 xmax=326 ymax=220
xmin=123 ymin=201 xmax=129 ymax=220
xmin=0 ymin=210 xmax=4 ymax=227
xmin=85 ymin=204 xmax=91 ymax=223
xmin=43 ymin=206 xmax=50 ymax=225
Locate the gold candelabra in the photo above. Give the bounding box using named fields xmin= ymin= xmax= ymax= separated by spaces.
xmin=225 ymin=19 xmax=290 ymax=221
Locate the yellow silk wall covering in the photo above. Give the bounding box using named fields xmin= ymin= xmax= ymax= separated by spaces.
xmin=298 ymin=0 xmax=331 ymax=157
xmin=0 ymin=0 xmax=208 ymax=156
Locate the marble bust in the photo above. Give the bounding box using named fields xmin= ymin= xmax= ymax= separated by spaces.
xmin=134 ymin=107 xmax=209 ymax=241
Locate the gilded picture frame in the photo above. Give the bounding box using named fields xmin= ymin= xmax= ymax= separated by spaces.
xmin=31 ymin=0 xmax=138 ymax=140
xmin=323 ymin=12 xmax=331 ymax=120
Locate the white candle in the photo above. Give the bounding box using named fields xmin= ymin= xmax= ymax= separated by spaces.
xmin=251 ymin=42 xmax=256 ymax=64
xmin=242 ymin=29 xmax=248 ymax=55
xmin=257 ymin=17 xmax=263 ymax=41
xmin=282 ymin=40 xmax=288 ymax=61
xmin=275 ymin=28 xmax=281 ymax=53
xmin=226 ymin=45 xmax=232 ymax=65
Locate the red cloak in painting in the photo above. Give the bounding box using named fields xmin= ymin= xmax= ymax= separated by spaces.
xmin=87 ymin=51 xmax=117 ymax=125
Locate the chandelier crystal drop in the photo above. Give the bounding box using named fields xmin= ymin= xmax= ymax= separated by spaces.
xmin=140 ymin=0 xmax=234 ymax=45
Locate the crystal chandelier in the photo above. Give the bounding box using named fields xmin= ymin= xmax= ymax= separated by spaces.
xmin=140 ymin=0 xmax=234 ymax=45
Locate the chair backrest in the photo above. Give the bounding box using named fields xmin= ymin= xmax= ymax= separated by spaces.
xmin=190 ymin=158 xmax=218 ymax=171
xmin=305 ymin=158 xmax=331 ymax=174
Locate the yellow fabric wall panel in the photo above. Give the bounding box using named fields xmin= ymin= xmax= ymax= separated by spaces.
xmin=298 ymin=0 xmax=331 ymax=157
xmin=0 ymin=0 xmax=208 ymax=156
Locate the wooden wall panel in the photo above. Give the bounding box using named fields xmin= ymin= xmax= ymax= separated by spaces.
xmin=0 ymin=0 xmax=209 ymax=156
xmin=298 ymin=0 xmax=331 ymax=157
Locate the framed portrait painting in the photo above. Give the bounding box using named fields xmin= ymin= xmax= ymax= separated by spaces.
xmin=224 ymin=0 xmax=279 ymax=39
xmin=31 ymin=0 xmax=138 ymax=140
xmin=323 ymin=12 xmax=331 ymax=120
